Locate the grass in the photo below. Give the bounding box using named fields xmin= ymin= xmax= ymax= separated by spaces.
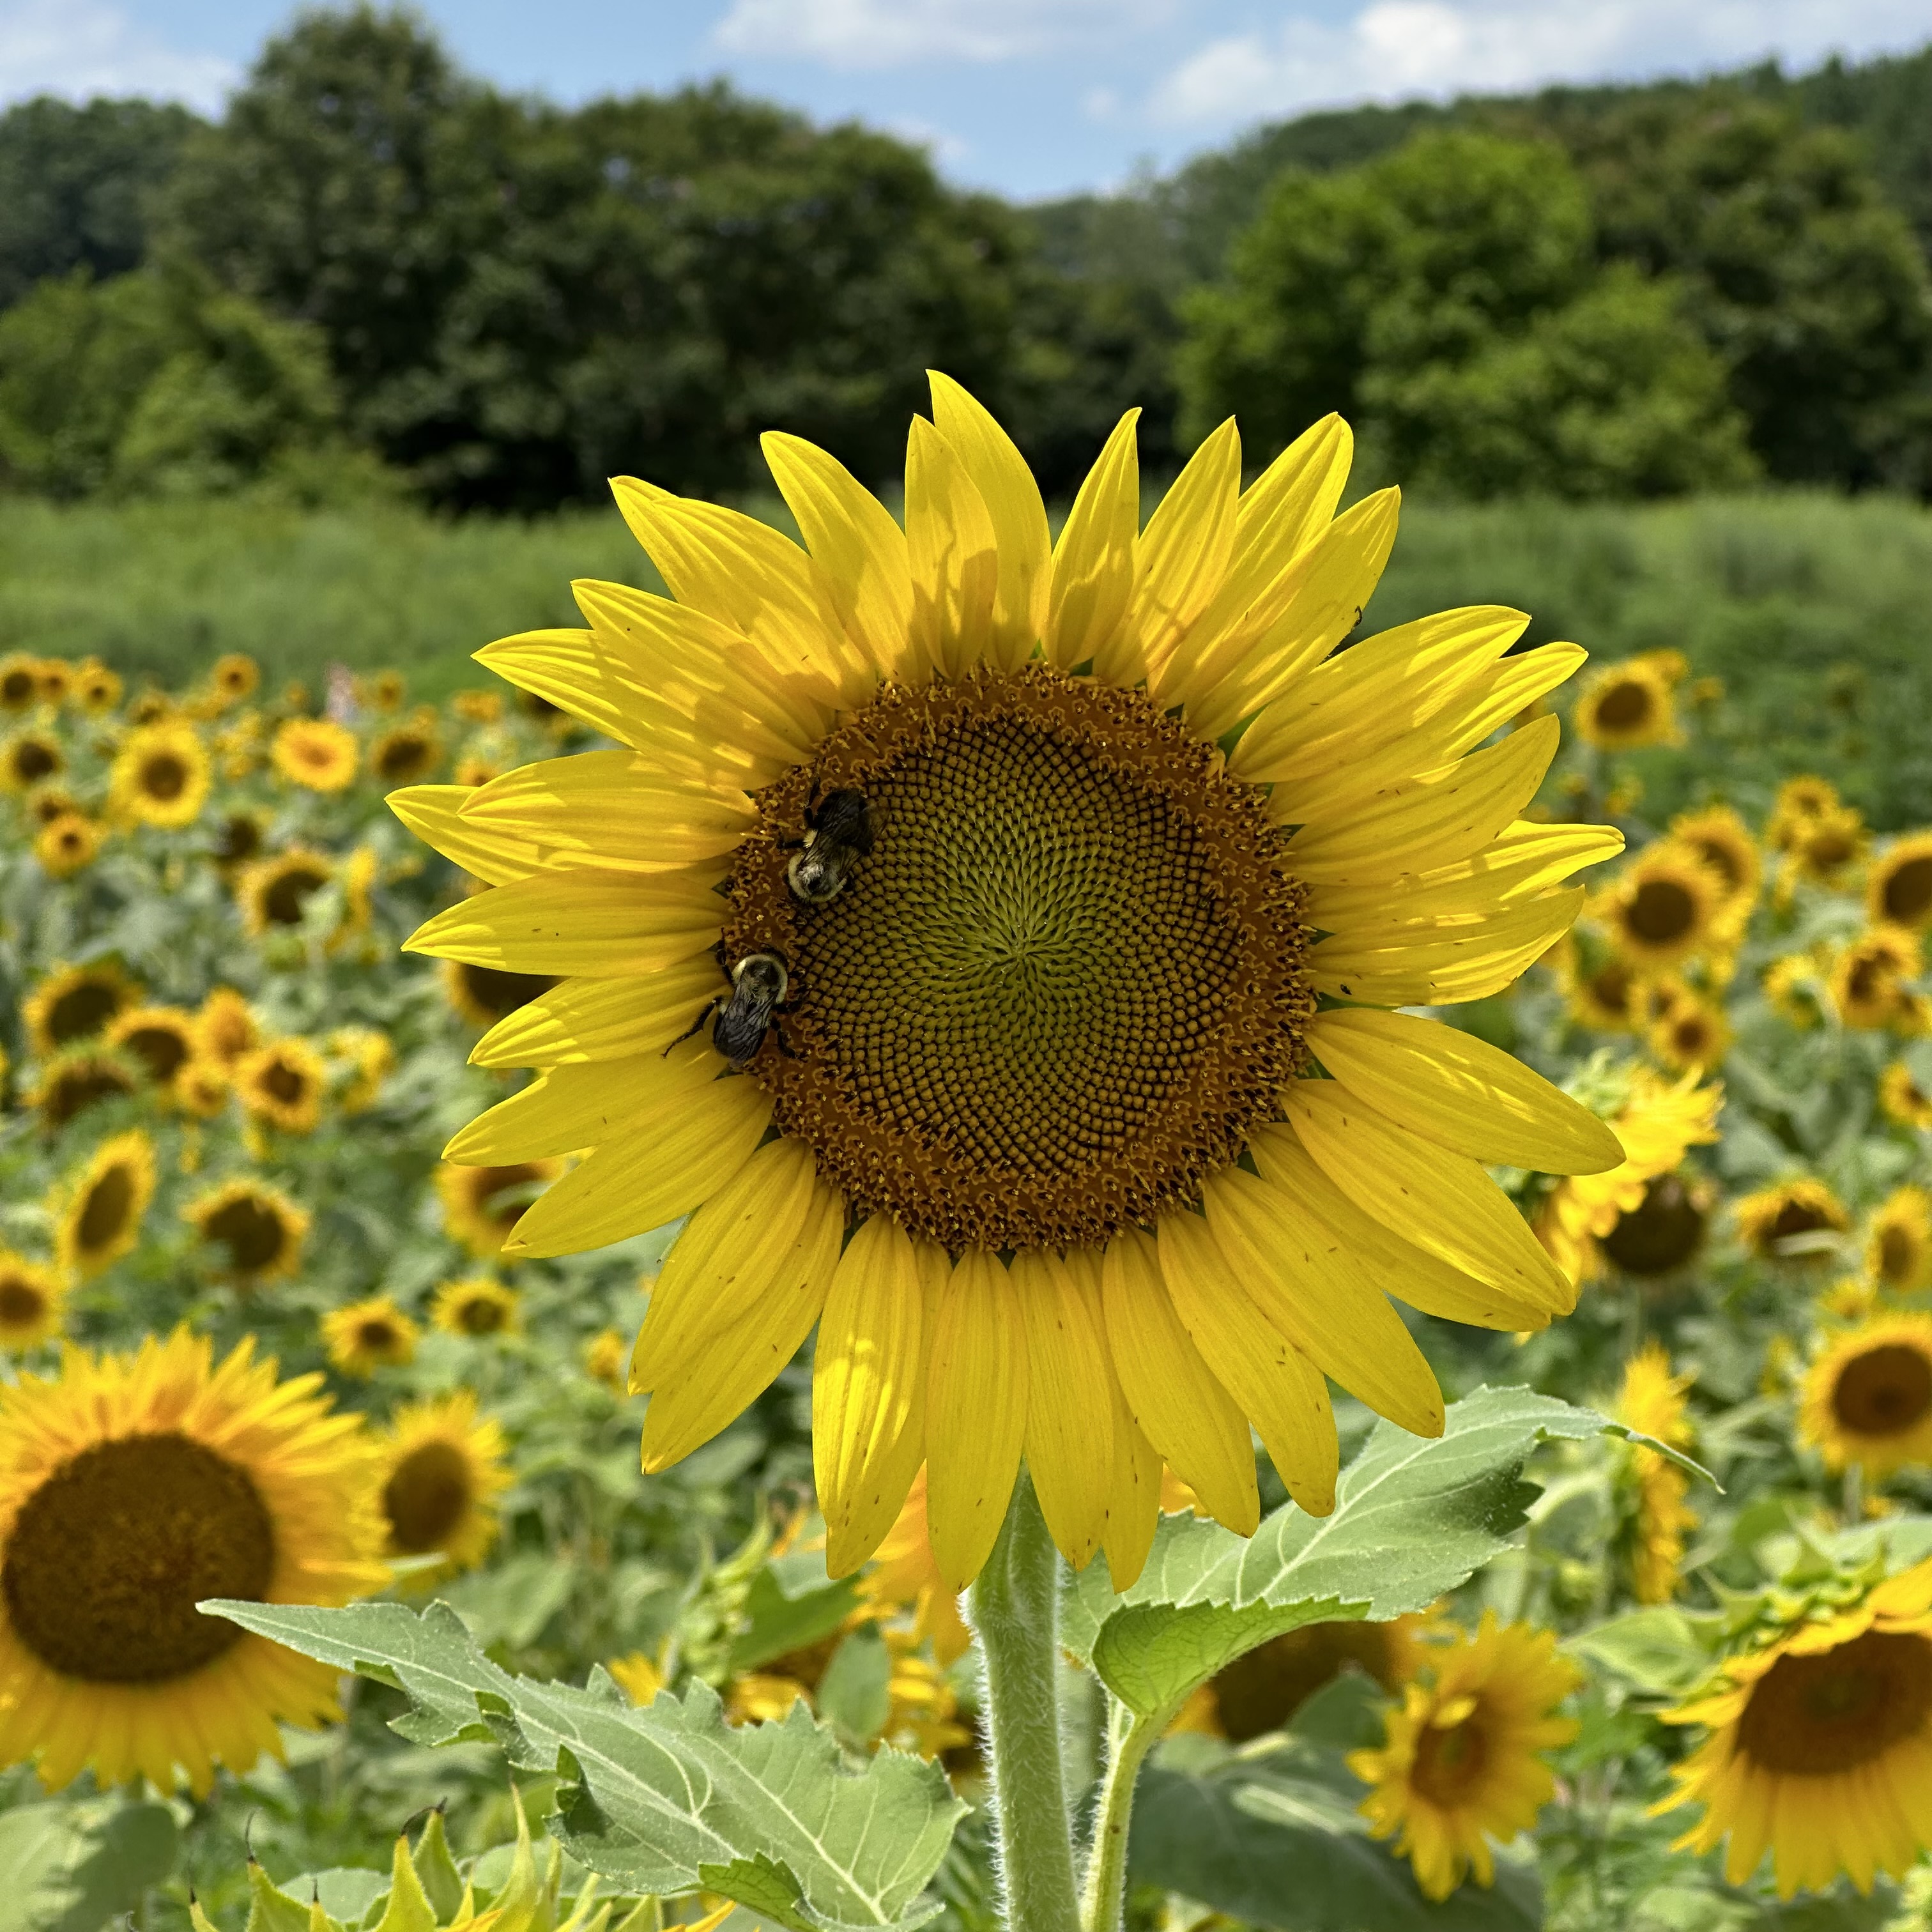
xmin=3 ymin=486 xmax=1926 ymax=827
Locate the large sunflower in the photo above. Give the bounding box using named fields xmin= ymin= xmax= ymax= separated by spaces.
xmin=1869 ymin=832 xmax=1932 ymax=933
xmin=397 ymin=388 xmax=1621 ymax=1589
xmin=109 ymin=721 xmax=210 ymax=829
xmin=54 ymin=1130 xmax=156 ymax=1281
xmin=22 ymin=960 xmax=142 ymax=1057
xmin=1669 ymin=804 xmax=1761 ymax=919
xmin=1659 ymin=1558 xmax=1932 ymax=1896
xmin=1800 ymin=1314 xmax=1932 ymax=1479
xmin=183 ymin=1177 xmax=310 ymax=1286
xmin=236 ymin=847 xmax=336 ymax=937
xmin=0 ymin=651 xmax=40 ymax=710
xmin=0 ymin=1328 xmax=385 ymax=1793
xmin=1829 ymin=927 xmax=1922 ymax=1032
xmin=1767 ymin=775 xmax=1841 ymax=851
xmin=0 ymin=1252 xmax=66 ymax=1353
xmin=1613 ymin=1340 xmax=1695 ymax=1604
xmin=29 ymin=1052 xmax=139 ymax=1133
xmin=1572 ymin=655 xmax=1680 ymax=752
xmin=375 ymin=1391 xmax=510 ymax=1584
xmin=1591 ymin=840 xmax=1731 ymax=972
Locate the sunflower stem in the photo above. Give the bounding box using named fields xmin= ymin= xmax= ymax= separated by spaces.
xmin=969 ymin=1471 xmax=1081 ymax=1932
xmin=1078 ymin=1697 xmax=1158 ymax=1932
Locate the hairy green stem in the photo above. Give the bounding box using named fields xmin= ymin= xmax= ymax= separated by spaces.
xmin=969 ymin=1473 xmax=1081 ymax=1932
xmin=1078 ymin=1699 xmax=1160 ymax=1932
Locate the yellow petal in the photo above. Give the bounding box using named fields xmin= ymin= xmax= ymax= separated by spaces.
xmin=1309 ymin=1007 xmax=1623 ymax=1174
xmin=1099 ymin=1226 xmax=1259 ymax=1535
xmin=1156 ymin=1208 xmax=1336 ymax=1516
xmin=905 ymin=414 xmax=1000 ymax=681
xmin=1012 ymin=1246 xmax=1114 ymax=1572
xmin=1310 ymin=887 xmax=1583 ymax=1006
xmin=502 ymin=1073 xmax=772 ymax=1259
xmin=1204 ymin=1166 xmax=1445 ymax=1439
xmin=402 ymin=867 xmax=724 ymax=977
xmin=1101 ymin=1357 xmax=1163 ymax=1592
xmin=1043 ymin=409 xmax=1140 ymax=677
xmin=444 ymin=1040 xmax=719 ymax=1163
xmin=1284 ymin=1082 xmax=1574 ymax=1314
xmin=760 ymin=432 xmax=916 ymax=680
xmin=472 ymin=629 xmax=647 ymax=748
xmin=816 ymin=1215 xmax=930 ymax=1577
xmin=470 ymin=958 xmax=723 ymax=1069
xmin=924 ymin=1248 xmax=1028 ymax=1591
xmin=388 ymin=785 xmax=544 ymax=885
xmin=1130 ymin=417 xmax=1240 ymax=693
xmin=640 ymin=1168 xmax=843 ymax=1471
xmin=929 ymin=372 xmax=1050 ymax=673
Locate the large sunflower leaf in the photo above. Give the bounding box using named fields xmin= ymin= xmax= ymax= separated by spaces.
xmin=204 ymin=1599 xmax=964 ymax=1932
xmin=0 ymin=1796 xmax=178 ymax=1932
xmin=1064 ymin=1386 xmax=1691 ymax=1717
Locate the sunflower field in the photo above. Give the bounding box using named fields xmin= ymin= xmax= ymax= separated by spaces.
xmin=2 ymin=392 xmax=1931 ymax=1932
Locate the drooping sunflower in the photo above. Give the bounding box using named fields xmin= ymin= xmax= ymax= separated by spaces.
xmin=1869 ymin=832 xmax=1932 ymax=933
xmin=321 ymin=1296 xmax=420 ymax=1377
xmin=21 ymin=960 xmax=141 ymax=1057
xmin=430 ymin=1275 xmax=521 ymax=1339
xmin=433 ymin=1159 xmax=559 ymax=1259
xmin=1869 ymin=1187 xmax=1932 ymax=1295
xmin=53 ymin=1130 xmax=156 ymax=1280
xmin=1669 ymin=804 xmax=1760 ymax=917
xmin=1735 ymin=1179 xmax=1850 ymax=1264
xmin=1 ymin=729 xmax=63 ymax=793
xmin=1658 ymin=1558 xmax=1932 ymax=1896
xmin=104 ymin=1004 xmax=200 ymax=1096
xmin=0 ymin=1252 xmax=66 ymax=1352
xmin=0 ymin=1327 xmax=386 ymax=1793
xmin=1573 ymin=655 xmax=1681 ymax=752
xmin=272 ymin=717 xmax=358 ymax=793
xmin=1537 ymin=1068 xmax=1722 ymax=1285
xmin=210 ymin=652 xmax=259 ymax=705
xmin=1882 ymin=1061 xmax=1932 ymax=1133
xmin=1830 ymin=927 xmax=1922 ymax=1032
xmin=28 ymin=1052 xmax=139 ymax=1133
xmin=1613 ymin=1341 xmax=1696 ymax=1604
xmin=72 ymin=659 xmax=121 ymax=714
xmin=1800 ymin=1315 xmax=1932 ymax=1479
xmin=369 ymin=719 xmax=442 ymax=786
xmin=1592 ymin=841 xmax=1731 ymax=972
xmin=33 ymin=811 xmax=100 ymax=878
xmin=0 ymin=651 xmax=41 ymax=710
xmin=440 ymin=956 xmax=559 ymax=1031
xmin=1349 ymin=1613 xmax=1581 ymax=1902
xmin=1648 ymin=992 xmax=1731 ymax=1073
xmin=109 ymin=721 xmax=210 ymax=829
xmin=236 ymin=847 xmax=335 ymax=936
xmin=234 ymin=1038 xmax=327 ymax=1135
xmin=195 ymin=986 xmax=259 ymax=1067
xmin=399 ymin=389 xmax=1623 ymax=1589
xmin=375 ymin=1391 xmax=510 ymax=1584
xmin=183 ymin=1177 xmax=310 ymax=1286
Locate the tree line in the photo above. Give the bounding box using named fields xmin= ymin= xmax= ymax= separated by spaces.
xmin=1 ymin=6 xmax=1929 ymax=510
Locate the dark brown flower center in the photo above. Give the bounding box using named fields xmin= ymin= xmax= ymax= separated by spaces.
xmin=1880 ymin=1227 xmax=1917 ymax=1286
xmin=1833 ymin=1344 xmax=1932 ymax=1438
xmin=263 ymin=1062 xmax=307 ymax=1106
xmin=1625 ymin=878 xmax=1697 ymax=948
xmin=141 ymin=753 xmax=187 ymax=801
xmin=263 ymin=863 xmax=329 ymax=925
xmin=383 ymin=1442 xmax=472 ymax=1554
xmin=203 ymin=1193 xmax=292 ymax=1274
xmin=1689 ymin=835 xmax=1742 ymax=889
xmin=1594 ymin=680 xmax=1654 ymax=732
xmin=12 ymin=740 xmax=57 ymax=784
xmin=457 ymin=1296 xmax=507 ymax=1335
xmin=1210 ymin=1620 xmax=1399 ymax=1742
xmin=374 ymin=733 xmax=434 ymax=782
xmin=122 ymin=1022 xmax=192 ymax=1085
xmin=46 ymin=980 xmax=126 ymax=1045
xmin=1602 ymin=1174 xmax=1706 ymax=1277
xmin=40 ymin=1059 xmax=137 ymax=1129
xmin=1411 ymin=1710 xmax=1491 ymax=1804
xmin=76 ymin=1164 xmax=137 ymax=1254
xmin=454 ymin=963 xmax=558 ymax=1023
xmin=0 ymin=1276 xmax=47 ymax=1326
xmin=1738 ymin=1629 xmax=1932 ymax=1774
xmin=1882 ymin=856 xmax=1932 ymax=926
xmin=3 ymin=1434 xmax=274 ymax=1682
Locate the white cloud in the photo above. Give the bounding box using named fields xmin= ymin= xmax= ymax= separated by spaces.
xmin=1152 ymin=0 xmax=1932 ymax=129
xmin=713 ymin=0 xmax=1174 ymax=70
xmin=0 ymin=0 xmax=236 ymax=110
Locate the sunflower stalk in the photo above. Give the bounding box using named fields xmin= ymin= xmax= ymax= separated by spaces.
xmin=968 ymin=1472 xmax=1082 ymax=1932
xmin=1078 ymin=1696 xmax=1161 ymax=1932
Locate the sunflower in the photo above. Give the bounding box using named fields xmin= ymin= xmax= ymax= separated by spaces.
xmin=1800 ymin=1315 xmax=1932 ymax=1479
xmin=439 ymin=956 xmax=558 ymax=1031
xmin=21 ymin=960 xmax=142 ymax=1057
xmin=1349 ymin=1614 xmax=1581 ymax=1901
xmin=365 ymin=668 xmax=406 ymax=711
xmin=0 ymin=652 xmax=40 ymax=710
xmin=1592 ymin=841 xmax=1731 ymax=971
xmin=0 ymin=1327 xmax=385 ymax=1793
xmin=195 ymin=986 xmax=259 ymax=1067
xmin=1868 ymin=832 xmax=1932 ymax=933
xmin=1763 ymin=952 xmax=1827 ymax=1031
xmin=430 ymin=1276 xmax=521 ymax=1339
xmin=210 ymin=652 xmax=259 ymax=705
xmin=1869 ymin=1188 xmax=1932 ymax=1295
xmin=183 ymin=1177 xmax=309 ymax=1286
xmin=1 ymin=730 xmax=63 ymax=793
xmin=327 ymin=1025 xmax=394 ymax=1114
xmin=1556 ymin=942 xmax=1644 ymax=1033
xmin=234 ymin=1038 xmax=327 ymax=1135
xmin=104 ymin=1004 xmax=200 ymax=1096
xmin=855 ymin=1466 xmax=973 ymax=1668
xmin=1574 ymin=656 xmax=1680 ymax=751
xmin=1882 ymin=1062 xmax=1932 ymax=1132
xmin=1669 ymin=804 xmax=1760 ymax=916
xmin=1768 ymin=775 xmax=1841 ymax=850
xmin=53 ymin=1130 xmax=156 ymax=1281
xmin=1735 ymin=1179 xmax=1850 ymax=1263
xmin=454 ymin=751 xmax=503 ymax=788
xmin=584 ymin=1326 xmax=627 ymax=1390
xmin=1830 ymin=928 xmax=1922 ymax=1031
xmin=29 ymin=1052 xmax=139 ymax=1133
xmin=208 ymin=806 xmax=268 ymax=875
xmin=1537 ymin=1068 xmax=1722 ymax=1284
xmin=72 ymin=660 xmax=121 ymax=714
xmin=1648 ymin=992 xmax=1731 ymax=1073
xmin=321 ymin=1296 xmax=420 ymax=1377
xmin=1613 ymin=1341 xmax=1695 ymax=1604
xmin=453 ymin=688 xmax=503 ymax=724
xmin=24 ymin=785 xmax=77 ymax=827
xmin=174 ymin=1057 xmax=232 ymax=1120
xmin=0 ymin=1253 xmax=65 ymax=1352
xmin=1786 ymin=804 xmax=1869 ymax=888
xmin=1659 ymin=1558 xmax=1932 ymax=1896
xmin=369 ymin=720 xmax=442 ymax=786
xmin=434 ymin=1160 xmax=558 ymax=1259
xmin=33 ymin=811 xmax=99 ymax=878
xmin=34 ymin=658 xmax=73 ymax=705
xmin=399 ymin=387 xmax=1620 ymax=1590
xmin=272 ymin=717 xmax=358 ymax=793
xmin=375 ymin=1391 xmax=510 ymax=1584
xmin=109 ymin=722 xmax=210 ymax=829
xmin=237 ymin=848 xmax=335 ymax=937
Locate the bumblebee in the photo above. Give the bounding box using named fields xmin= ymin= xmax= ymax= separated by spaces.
xmin=786 ymin=787 xmax=880 ymax=905
xmin=667 ymin=950 xmax=793 ymax=1068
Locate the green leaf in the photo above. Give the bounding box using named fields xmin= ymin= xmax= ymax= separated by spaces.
xmin=730 ymin=1551 xmax=861 ymax=1673
xmin=1567 ymin=1607 xmax=1728 ymax=1696
xmin=0 ymin=1798 xmax=179 ymax=1932
xmin=816 ymin=1627 xmax=893 ymax=1751
xmin=1065 ymin=1387 xmax=1662 ymax=1717
xmin=203 ymin=1597 xmax=963 ymax=1931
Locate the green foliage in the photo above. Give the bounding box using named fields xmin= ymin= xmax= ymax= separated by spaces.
xmin=201 ymin=1600 xmax=965 ymax=1931
xmin=0 ymin=1794 xmax=178 ymax=1932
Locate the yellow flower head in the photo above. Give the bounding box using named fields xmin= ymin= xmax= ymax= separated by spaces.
xmin=321 ymin=1296 xmax=420 ymax=1377
xmin=584 ymin=1326 xmax=627 ymax=1390
xmin=1869 ymin=1186 xmax=1932 ymax=1295
xmin=28 ymin=1051 xmax=139 ymax=1133
xmin=1648 ymin=992 xmax=1731 ymax=1073
xmin=109 ymin=721 xmax=210 ymax=829
xmin=24 ymin=784 xmax=78 ymax=827
xmin=1556 ymin=940 xmax=1646 ymax=1034
xmin=1659 ymin=1557 xmax=1932 ymax=1896
xmin=1574 ymin=657 xmax=1680 ymax=751
xmin=184 ymin=1177 xmax=310 ymax=1285
xmin=365 ymin=668 xmax=406 ymax=711
xmin=1349 ymin=1613 xmax=1581 ymax=1901
xmin=431 ymin=1275 xmax=521 ymax=1339
xmin=375 ymin=1390 xmax=510 ymax=1584
xmin=0 ymin=652 xmax=42 ymax=710
xmin=1613 ymin=1340 xmax=1696 ymax=1604
xmin=33 ymin=811 xmax=100 ymax=879
xmin=0 ymin=1251 xmax=66 ymax=1352
xmin=54 ymin=1130 xmax=156 ymax=1280
xmin=452 ymin=688 xmax=503 ymax=724
xmin=0 ymin=1327 xmax=385 ymax=1793
xmin=31 ymin=658 xmax=72 ymax=705
xmin=1669 ymin=804 xmax=1760 ymax=917
xmin=1767 ymin=774 xmax=1840 ymax=850
xmin=104 ymin=1004 xmax=200 ymax=1097
xmin=0 ymin=729 xmax=63 ymax=794
xmin=1869 ymin=832 xmax=1932 ymax=933
xmin=1881 ymin=1061 xmax=1932 ymax=1132
xmin=1763 ymin=951 xmax=1827 ymax=1031
xmin=1800 ymin=1315 xmax=1932 ymax=1479
xmin=1830 ymin=926 xmax=1922 ymax=1032
xmin=434 ymin=1160 xmax=558 ymax=1259
xmin=235 ymin=1038 xmax=328 ymax=1135
xmin=1735 ymin=1177 xmax=1850 ymax=1263
xmin=21 ymin=960 xmax=142 ymax=1058
xmin=397 ymin=387 xmax=1624 ymax=1590
xmin=1786 ymin=804 xmax=1869 ymax=886
xmin=272 ymin=717 xmax=359 ymax=793
xmin=208 ymin=805 xmax=268 ymax=874
xmin=440 ymin=956 xmax=558 ymax=1031
xmin=72 ymin=659 xmax=121 ymax=714
xmin=1591 ymin=841 xmax=1732 ymax=971
xmin=210 ymin=652 xmax=259 ymax=705
xmin=327 ymin=1025 xmax=394 ymax=1114
xmin=369 ymin=720 xmax=442 ymax=786
xmin=195 ymin=986 xmax=259 ymax=1067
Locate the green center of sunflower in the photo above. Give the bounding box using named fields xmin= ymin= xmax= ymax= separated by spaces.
xmin=383 ymin=1442 xmax=473 ymax=1553
xmin=3 ymin=1434 xmax=275 ymax=1682
xmin=1602 ymin=1174 xmax=1706 ymax=1277
xmin=1739 ymin=1629 xmax=1932 ymax=1774
xmin=723 ymin=666 xmax=1314 ymax=1250
xmin=1411 ymin=1710 xmax=1491 ymax=1803
xmin=76 ymin=1165 xmax=136 ymax=1256
xmin=202 ymin=1193 xmax=291 ymax=1274
xmin=1833 ymin=1344 xmax=1932 ymax=1437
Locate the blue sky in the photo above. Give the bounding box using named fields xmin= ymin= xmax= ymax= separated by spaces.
xmin=6 ymin=0 xmax=1931 ymax=198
